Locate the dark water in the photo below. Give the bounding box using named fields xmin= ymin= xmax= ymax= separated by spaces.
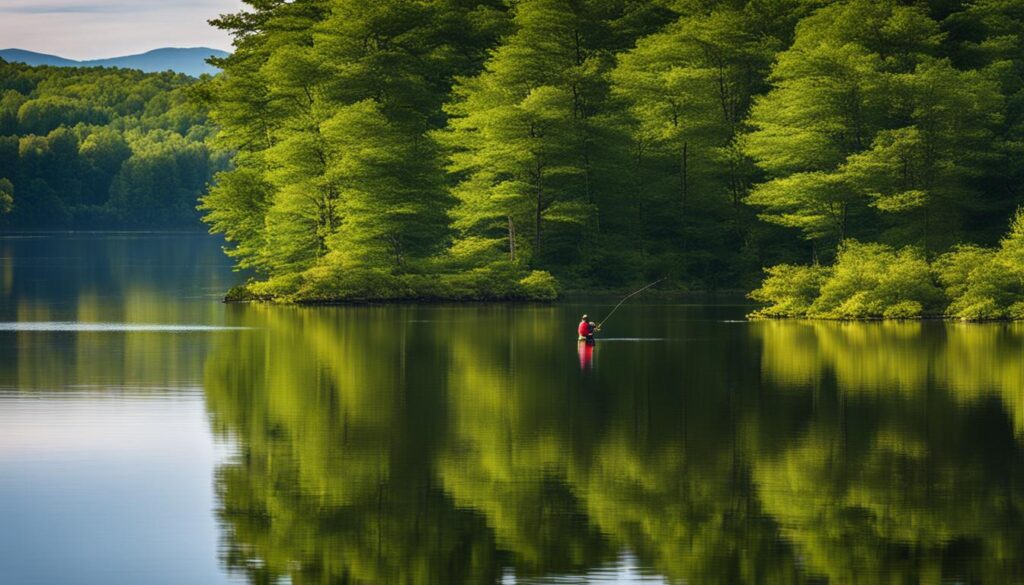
xmin=2 ymin=234 xmax=1024 ymax=584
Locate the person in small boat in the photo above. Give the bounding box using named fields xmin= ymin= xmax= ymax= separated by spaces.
xmin=578 ymin=314 xmax=598 ymax=343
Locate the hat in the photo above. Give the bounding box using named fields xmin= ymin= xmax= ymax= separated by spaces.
xmin=581 ymin=314 xmax=588 ymax=320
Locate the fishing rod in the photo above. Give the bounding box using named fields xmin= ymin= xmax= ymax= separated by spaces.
xmin=596 ymin=278 xmax=666 ymax=330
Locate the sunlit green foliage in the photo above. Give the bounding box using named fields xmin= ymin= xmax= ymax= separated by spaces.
xmin=748 ymin=263 xmax=828 ymax=318
xmin=936 ymin=208 xmax=1024 ymax=319
xmin=0 ymin=177 xmax=12 ymax=213
xmin=0 ymin=59 xmax=221 ymax=227
xmin=808 ymin=241 xmax=942 ymax=318
xmin=752 ymin=207 xmax=1024 ymax=319
xmin=440 ymin=0 xmax=598 ymax=269
xmin=198 ymin=0 xmax=1024 ymax=301
xmin=742 ymin=0 xmax=1005 ymax=252
xmin=237 ymin=261 xmax=559 ymax=302
xmin=199 ymin=0 xmax=557 ymax=300
xmin=751 ymin=241 xmax=942 ymax=319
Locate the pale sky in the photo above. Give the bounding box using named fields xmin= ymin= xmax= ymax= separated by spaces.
xmin=0 ymin=0 xmax=245 ymax=60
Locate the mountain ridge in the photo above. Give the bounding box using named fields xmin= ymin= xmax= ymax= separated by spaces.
xmin=0 ymin=47 xmax=229 ymax=77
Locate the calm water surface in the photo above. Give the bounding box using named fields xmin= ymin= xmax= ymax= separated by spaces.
xmin=2 ymin=233 xmax=1024 ymax=584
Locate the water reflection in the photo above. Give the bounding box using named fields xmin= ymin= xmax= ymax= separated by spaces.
xmin=0 ymin=233 xmax=241 ymax=585
xmin=204 ymin=307 xmax=1024 ymax=584
xmin=7 ymin=233 xmax=1024 ymax=584
xmin=751 ymin=320 xmax=1024 ymax=584
xmin=0 ymin=233 xmax=237 ymax=392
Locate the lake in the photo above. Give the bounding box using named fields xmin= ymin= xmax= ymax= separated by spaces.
xmin=2 ymin=233 xmax=1023 ymax=584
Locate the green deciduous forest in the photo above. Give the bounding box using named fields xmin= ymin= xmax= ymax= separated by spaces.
xmin=0 ymin=60 xmax=225 ymax=227
xmin=199 ymin=0 xmax=1024 ymax=312
xmin=3 ymin=0 xmax=1020 ymax=313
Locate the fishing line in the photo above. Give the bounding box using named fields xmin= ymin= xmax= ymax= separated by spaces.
xmin=596 ymin=278 xmax=665 ymax=330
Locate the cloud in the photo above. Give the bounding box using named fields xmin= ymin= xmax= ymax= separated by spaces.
xmin=0 ymin=0 xmax=243 ymax=59
xmin=0 ymin=1 xmax=224 ymax=14
xmin=0 ymin=3 xmax=131 ymax=14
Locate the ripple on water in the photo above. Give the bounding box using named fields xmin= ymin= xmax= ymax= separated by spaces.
xmin=0 ymin=322 xmax=249 ymax=332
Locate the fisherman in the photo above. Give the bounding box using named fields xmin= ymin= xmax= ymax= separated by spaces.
xmin=578 ymin=314 xmax=597 ymax=344
xmin=578 ymin=315 xmax=591 ymax=341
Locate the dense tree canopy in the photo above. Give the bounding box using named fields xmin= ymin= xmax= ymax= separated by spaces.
xmin=0 ymin=177 xmax=12 ymax=214
xmin=742 ymin=0 xmax=1004 ymax=250
xmin=198 ymin=0 xmax=1024 ymax=306
xmin=0 ymin=60 xmax=223 ymax=227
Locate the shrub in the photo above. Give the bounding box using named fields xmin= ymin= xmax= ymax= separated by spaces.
xmin=809 ymin=242 xmax=942 ymax=319
xmin=934 ymin=245 xmax=1012 ymax=320
xmin=232 ymin=261 xmax=560 ymax=303
xmin=518 ymin=270 xmax=559 ymax=301
xmin=749 ymin=241 xmax=941 ymax=319
xmin=749 ymin=208 xmax=1024 ymax=320
xmin=882 ymin=300 xmax=924 ymax=319
xmin=246 ymin=273 xmax=303 ymax=300
xmin=748 ymin=263 xmax=829 ymax=318
xmin=934 ymin=208 xmax=1024 ymax=320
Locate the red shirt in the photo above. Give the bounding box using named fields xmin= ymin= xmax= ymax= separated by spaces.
xmin=578 ymin=321 xmax=590 ymax=336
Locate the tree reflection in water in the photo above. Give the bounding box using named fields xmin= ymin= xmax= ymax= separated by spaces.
xmin=204 ymin=307 xmax=1024 ymax=584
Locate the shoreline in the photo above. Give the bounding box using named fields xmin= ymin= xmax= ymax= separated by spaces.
xmin=222 ymin=283 xmax=754 ymax=306
xmin=747 ymin=315 xmax=1024 ymax=323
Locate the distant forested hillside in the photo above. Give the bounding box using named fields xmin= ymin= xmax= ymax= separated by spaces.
xmin=0 ymin=48 xmax=230 ymax=77
xmin=0 ymin=60 xmax=225 ymax=228
xmin=191 ymin=0 xmax=1021 ymax=309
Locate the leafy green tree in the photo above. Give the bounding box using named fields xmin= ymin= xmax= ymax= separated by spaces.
xmin=0 ymin=60 xmax=221 ymax=228
xmin=743 ymin=0 xmax=1001 ymax=252
xmin=610 ymin=1 xmax=801 ymax=282
xmin=202 ymin=0 xmax=501 ymax=280
xmin=936 ymin=207 xmax=1024 ymax=319
xmin=750 ymin=240 xmax=946 ymax=319
xmin=321 ymin=101 xmax=450 ymax=268
xmin=839 ymin=62 xmax=1002 ymax=248
xmin=440 ymin=0 xmax=600 ymax=268
xmin=108 ymin=131 xmax=214 ymax=226
xmin=0 ymin=89 xmax=26 ymax=134
xmin=944 ymin=0 xmax=1024 ymax=241
xmin=77 ymin=129 xmax=132 ymax=206
xmin=197 ymin=165 xmax=275 ymax=271
xmin=0 ymin=177 xmax=12 ymax=214
xmin=748 ymin=263 xmax=829 ymax=318
xmin=194 ymin=0 xmax=1024 ymax=302
xmin=16 ymin=96 xmax=112 ymax=135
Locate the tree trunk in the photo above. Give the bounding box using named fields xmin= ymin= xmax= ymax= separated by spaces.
xmin=508 ymin=216 xmax=517 ymax=262
xmin=680 ymin=142 xmax=689 ymax=221
xmin=923 ymin=203 xmax=930 ymax=254
xmin=679 ymin=142 xmax=689 ymax=252
xmin=634 ymin=141 xmax=645 ymax=246
xmin=534 ymin=167 xmax=543 ymax=261
xmin=841 ymin=203 xmax=848 ymax=241
xmin=535 ymin=187 xmax=542 ymax=260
